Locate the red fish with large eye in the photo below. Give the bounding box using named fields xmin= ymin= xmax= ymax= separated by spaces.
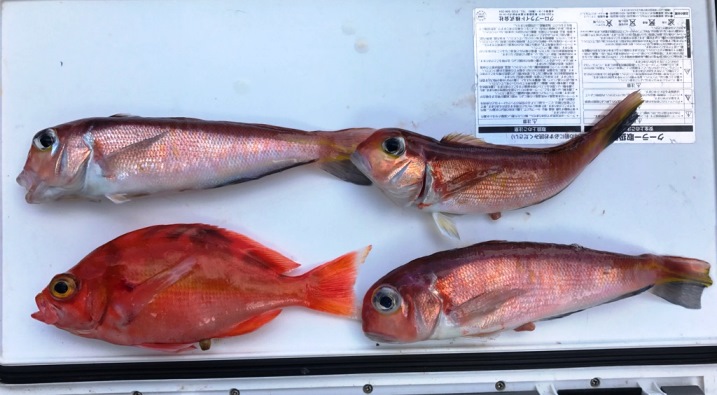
xmin=362 ymin=241 xmax=712 ymax=343
xmin=350 ymin=92 xmax=643 ymax=239
xmin=32 ymin=224 xmax=371 ymax=352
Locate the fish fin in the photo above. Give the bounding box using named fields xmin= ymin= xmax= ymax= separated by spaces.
xmin=319 ymin=159 xmax=372 ymax=185
xmin=99 ymin=132 xmax=169 ymax=174
xmin=514 ymin=322 xmax=536 ymax=332
xmin=242 ymin=248 xmax=302 ymax=273
xmin=432 ymin=212 xmax=460 ymax=240
xmin=105 ymin=193 xmax=131 ymax=203
xmin=303 ymin=246 xmax=371 ymax=316
xmin=215 ymin=309 xmax=283 ymax=338
xmin=489 ymin=212 xmax=501 ymax=220
xmin=117 ymin=257 xmax=198 ymax=323
xmin=447 ymin=288 xmax=524 ymax=326
xmin=652 ymin=255 xmax=712 ymax=309
xmin=541 ymin=309 xmax=586 ymax=321
xmin=138 ymin=343 xmax=196 ymax=352
xmin=589 ymin=91 xmax=643 ymax=148
xmin=652 ymin=283 xmax=708 ymax=309
xmin=317 ymin=128 xmax=375 ymax=185
xmin=109 ymin=113 xmax=137 ymax=118
xmin=441 ymin=133 xmax=535 ymax=152
xmin=194 ymin=228 xmax=300 ymax=273
xmin=420 ymin=164 xmax=502 ymax=206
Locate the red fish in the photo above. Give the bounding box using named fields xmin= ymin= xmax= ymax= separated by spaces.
xmin=350 ymin=92 xmax=644 ymax=238
xmin=17 ymin=116 xmax=374 ymax=203
xmin=362 ymin=241 xmax=711 ymax=343
xmin=32 ymin=224 xmax=371 ymax=351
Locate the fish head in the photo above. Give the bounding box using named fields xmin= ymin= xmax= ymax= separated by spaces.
xmin=17 ymin=120 xmax=94 ymax=203
xmin=361 ymin=272 xmax=441 ymax=343
xmin=32 ymin=269 xmax=108 ymax=336
xmin=350 ymin=128 xmax=428 ymax=207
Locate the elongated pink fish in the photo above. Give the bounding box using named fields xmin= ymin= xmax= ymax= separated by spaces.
xmin=362 ymin=241 xmax=712 ymax=343
xmin=17 ymin=116 xmax=374 ymax=203
xmin=351 ymin=92 xmax=643 ymax=238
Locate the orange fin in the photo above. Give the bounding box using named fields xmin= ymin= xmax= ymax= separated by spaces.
xmin=303 ymin=246 xmax=371 ymax=316
xmin=514 ymin=322 xmax=536 ymax=332
xmin=216 ymin=309 xmax=283 ymax=338
xmin=204 ymin=227 xmax=300 ymax=273
xmin=115 ymin=257 xmax=198 ymax=324
xmin=489 ymin=212 xmax=501 ymax=220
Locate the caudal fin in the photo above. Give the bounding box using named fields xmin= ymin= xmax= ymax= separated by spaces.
xmin=317 ymin=128 xmax=375 ymax=185
xmin=652 ymin=256 xmax=713 ymax=309
xmin=587 ymin=91 xmax=644 ymax=149
xmin=302 ymin=246 xmax=371 ymax=316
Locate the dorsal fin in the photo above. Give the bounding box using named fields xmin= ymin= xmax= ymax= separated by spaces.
xmin=441 ymin=133 xmax=540 ymax=152
xmin=109 ymin=113 xmax=137 ymax=118
xmin=441 ymin=133 xmax=493 ymax=147
xmin=222 ymin=230 xmax=301 ymax=273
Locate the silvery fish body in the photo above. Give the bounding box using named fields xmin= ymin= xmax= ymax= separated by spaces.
xmin=17 ymin=115 xmax=373 ymax=203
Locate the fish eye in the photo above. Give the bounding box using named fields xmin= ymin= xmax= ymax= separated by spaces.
xmin=372 ymin=286 xmax=402 ymax=314
xmin=32 ymin=129 xmax=57 ymax=151
xmin=49 ymin=274 xmax=77 ymax=300
xmin=381 ymin=136 xmax=405 ymax=157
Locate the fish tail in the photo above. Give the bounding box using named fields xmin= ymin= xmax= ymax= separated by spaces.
xmin=651 ymin=255 xmax=713 ymax=309
xmin=316 ymin=128 xmax=375 ymax=185
xmin=568 ymin=91 xmax=643 ymax=160
xmin=302 ymin=245 xmax=371 ymax=316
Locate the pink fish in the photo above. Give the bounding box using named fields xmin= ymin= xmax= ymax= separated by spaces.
xmin=362 ymin=241 xmax=711 ymax=343
xmin=351 ymin=92 xmax=644 ymax=238
xmin=17 ymin=116 xmax=374 ymax=203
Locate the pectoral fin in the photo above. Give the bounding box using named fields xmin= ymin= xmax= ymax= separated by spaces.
xmin=115 ymin=257 xmax=198 ymax=324
xmin=447 ymin=288 xmax=524 ymax=328
xmin=443 ymin=167 xmax=503 ymax=199
xmin=432 ymin=212 xmax=460 ymax=240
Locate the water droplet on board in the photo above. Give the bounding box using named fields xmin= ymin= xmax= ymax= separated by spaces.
xmin=354 ymin=39 xmax=369 ymax=54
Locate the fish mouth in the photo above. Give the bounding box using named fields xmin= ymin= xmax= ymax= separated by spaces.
xmin=32 ymin=294 xmax=60 ymax=325
xmin=16 ymin=169 xmax=66 ymax=203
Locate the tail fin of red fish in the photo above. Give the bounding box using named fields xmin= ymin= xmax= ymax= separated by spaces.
xmin=652 ymin=256 xmax=713 ymax=309
xmin=564 ymin=91 xmax=643 ymax=162
xmin=316 ymin=128 xmax=375 ymax=185
xmin=302 ymin=246 xmax=371 ymax=316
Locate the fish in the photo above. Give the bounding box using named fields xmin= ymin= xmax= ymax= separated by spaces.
xmin=17 ymin=115 xmax=374 ymax=203
xmin=31 ymin=224 xmax=371 ymax=351
xmin=350 ymin=92 xmax=644 ymax=239
xmin=361 ymin=240 xmax=712 ymax=343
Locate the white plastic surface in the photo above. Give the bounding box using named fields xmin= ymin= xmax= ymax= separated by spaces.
xmin=0 ymin=365 xmax=714 ymax=394
xmin=1 ymin=0 xmax=716 ymax=366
